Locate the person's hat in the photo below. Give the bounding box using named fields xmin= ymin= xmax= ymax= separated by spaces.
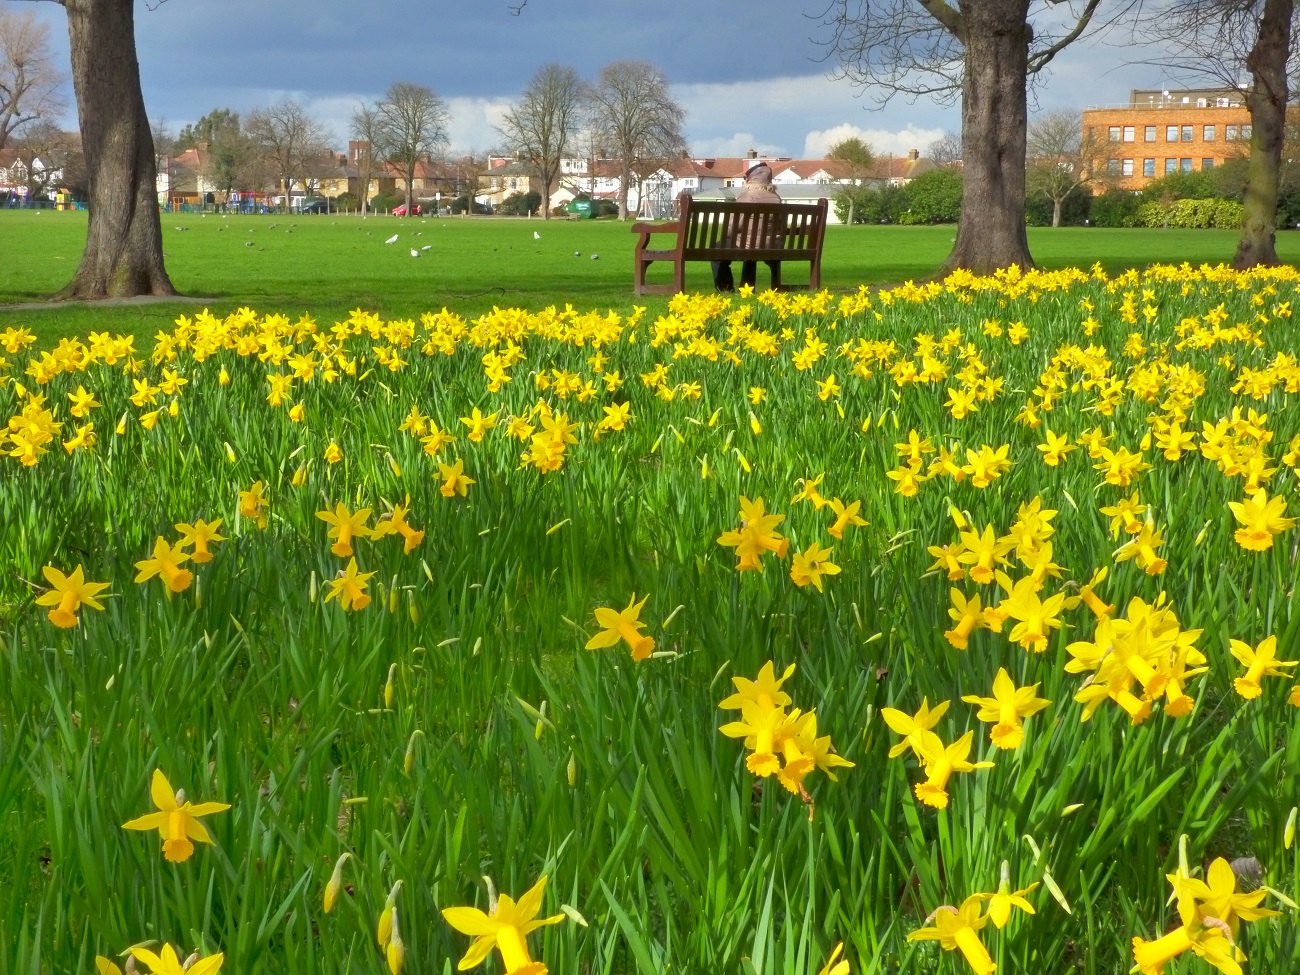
xmin=745 ymin=162 xmax=773 ymax=184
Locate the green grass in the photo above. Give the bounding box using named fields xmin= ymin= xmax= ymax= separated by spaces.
xmin=3 ymin=210 xmax=1299 ymax=347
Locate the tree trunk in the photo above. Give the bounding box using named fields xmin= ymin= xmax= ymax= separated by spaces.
xmin=541 ymin=175 xmax=552 ymax=219
xmin=618 ymin=161 xmax=631 ymax=220
xmin=1052 ymin=197 xmax=1062 ymax=227
xmin=848 ymin=194 xmax=856 ymax=226
xmin=1234 ymin=0 xmax=1292 ymax=269
xmin=403 ymin=164 xmax=414 ymax=215
xmin=58 ymin=0 xmax=175 ymax=299
xmin=942 ymin=0 xmax=1034 ymax=274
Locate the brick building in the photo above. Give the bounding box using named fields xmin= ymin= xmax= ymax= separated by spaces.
xmin=1081 ymin=88 xmax=1252 ymax=190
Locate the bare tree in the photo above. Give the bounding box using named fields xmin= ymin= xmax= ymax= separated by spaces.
xmin=819 ymin=0 xmax=1111 ymax=273
xmin=245 ymin=100 xmax=333 ymax=211
xmin=826 ymin=136 xmax=876 ymax=225
xmin=926 ymin=130 xmax=963 ymax=168
xmin=0 ymin=9 xmax=65 ymax=156
xmin=150 ymin=116 xmax=173 ymax=179
xmin=375 ymin=82 xmax=450 ymax=216
xmin=498 ymin=63 xmax=584 ymax=220
xmin=1025 ymin=109 xmax=1107 ymax=226
xmin=349 ymin=102 xmax=384 ymax=217
xmin=586 ymin=60 xmax=687 ymax=220
xmin=1140 ymin=0 xmax=1296 ymax=267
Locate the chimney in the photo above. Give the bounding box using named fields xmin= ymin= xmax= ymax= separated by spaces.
xmin=746 ymin=148 xmax=758 ymax=159
xmin=908 ymin=148 xmax=919 ymax=161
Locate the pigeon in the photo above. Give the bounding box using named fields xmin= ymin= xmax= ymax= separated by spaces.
xmin=245 ymin=241 xmax=254 ymax=247
xmin=591 ymin=254 xmax=599 ymax=260
xmin=385 ymin=234 xmax=399 ymax=244
xmin=410 ymin=248 xmax=420 ymax=257
xmin=574 ymin=251 xmax=581 ymax=257
xmin=421 ymin=245 xmax=431 ymax=251
xmin=534 ymin=231 xmax=541 ymax=239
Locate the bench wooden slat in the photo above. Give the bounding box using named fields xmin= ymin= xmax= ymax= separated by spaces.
xmin=632 ymin=191 xmax=828 ymax=296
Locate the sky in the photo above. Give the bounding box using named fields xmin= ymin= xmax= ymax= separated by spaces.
xmin=27 ymin=0 xmax=1191 ymax=161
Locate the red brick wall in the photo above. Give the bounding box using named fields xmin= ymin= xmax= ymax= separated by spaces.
xmin=1080 ymin=106 xmax=1252 ymax=191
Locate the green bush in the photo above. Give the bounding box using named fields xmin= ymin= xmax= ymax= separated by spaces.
xmin=1133 ymin=197 xmax=1244 ymax=229
xmin=1025 ymin=187 xmax=1091 ymax=227
xmin=1089 ymin=189 xmax=1142 ymax=228
xmin=903 ymin=168 xmax=963 ymax=224
xmin=499 ymin=191 xmax=542 ymax=216
xmin=369 ymin=191 xmax=405 ymax=213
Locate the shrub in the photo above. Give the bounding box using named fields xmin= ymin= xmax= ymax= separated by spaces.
xmin=369 ymin=191 xmax=404 ymax=213
xmin=1133 ymin=197 xmax=1244 ymax=229
xmin=1089 ymin=189 xmax=1142 ymax=228
xmin=498 ymin=191 xmax=543 ymax=216
xmin=903 ymin=168 xmax=963 ymax=223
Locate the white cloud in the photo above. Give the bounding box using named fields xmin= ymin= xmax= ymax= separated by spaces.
xmin=803 ymin=123 xmax=948 ymax=160
xmin=444 ymin=96 xmax=514 ymax=154
xmin=688 ymin=132 xmax=785 ymax=159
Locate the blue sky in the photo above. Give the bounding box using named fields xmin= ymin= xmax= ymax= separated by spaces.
xmin=30 ymin=0 xmax=1178 ymax=160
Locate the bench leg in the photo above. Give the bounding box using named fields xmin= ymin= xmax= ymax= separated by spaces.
xmin=674 ymin=260 xmax=684 ymax=294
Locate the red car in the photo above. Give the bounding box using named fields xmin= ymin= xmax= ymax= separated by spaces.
xmin=392 ymin=203 xmax=422 ymax=216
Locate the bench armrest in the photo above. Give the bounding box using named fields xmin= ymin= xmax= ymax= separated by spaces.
xmin=630 ymin=220 xmax=682 ymax=235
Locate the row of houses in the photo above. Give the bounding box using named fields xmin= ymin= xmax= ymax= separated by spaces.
xmin=158 ymin=141 xmax=939 ymax=222
xmin=0 ymin=154 xmax=63 ymax=201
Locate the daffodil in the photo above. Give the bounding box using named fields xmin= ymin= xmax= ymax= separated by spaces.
xmin=439 ymin=458 xmax=474 ymax=497
xmin=174 ymin=519 xmax=225 ymax=563
xmin=133 ymin=538 xmax=193 ymax=594
xmin=585 ymin=593 xmax=655 ymax=661
xmin=325 ymin=558 xmax=376 ymax=611
xmin=129 ymin=944 xmax=223 ymax=975
xmin=907 ymin=895 xmax=995 ymax=975
xmin=238 ymin=480 xmax=270 ymax=530
xmin=961 ymin=668 xmax=1050 ymax=750
xmin=316 ymin=502 xmax=374 ymax=558
xmin=441 ymin=875 xmax=567 ymax=974
xmin=790 ymin=541 xmax=841 ymax=592
xmin=1228 ymin=488 xmax=1296 ymax=551
xmin=122 ymin=768 xmax=230 ymax=863
xmin=35 ymin=564 xmax=109 ymax=628
xmin=979 ymin=863 xmax=1038 ymax=928
xmin=817 ymin=942 xmax=849 ymax=975
xmin=826 ymin=497 xmax=866 ymax=539
xmin=880 ymin=697 xmax=950 ymax=765
xmin=717 ymin=496 xmax=788 ymax=571
xmin=912 ymin=730 xmax=994 ymax=809
xmin=719 ymin=661 xmax=796 ymax=711
xmin=1229 ymin=635 xmax=1297 ymax=699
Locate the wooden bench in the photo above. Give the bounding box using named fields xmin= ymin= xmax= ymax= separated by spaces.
xmin=631 ymin=192 xmax=828 ymax=295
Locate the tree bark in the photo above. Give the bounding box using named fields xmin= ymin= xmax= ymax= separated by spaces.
xmin=942 ymin=0 xmax=1035 ymax=274
xmin=1234 ymin=0 xmax=1292 ymax=269
xmin=618 ymin=161 xmax=631 ymax=221
xmin=1052 ymin=197 xmax=1062 ymax=227
xmin=58 ymin=0 xmax=175 ymax=299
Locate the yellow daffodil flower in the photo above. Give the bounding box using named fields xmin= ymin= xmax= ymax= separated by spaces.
xmin=121 ymin=768 xmax=230 ymax=863
xmin=35 ymin=564 xmax=109 ymax=628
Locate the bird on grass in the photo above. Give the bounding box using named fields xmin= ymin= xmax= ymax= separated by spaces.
xmin=385 ymin=234 xmax=399 ymax=244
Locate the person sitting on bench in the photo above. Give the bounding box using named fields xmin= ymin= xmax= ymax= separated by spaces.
xmin=712 ymin=162 xmax=782 ymax=293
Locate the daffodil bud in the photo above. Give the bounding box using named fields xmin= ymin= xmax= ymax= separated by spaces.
xmin=182 ymin=953 xmax=199 ymax=970
xmin=387 ymin=453 xmax=402 ymax=477
xmin=309 ymin=571 xmax=317 ymax=604
xmin=324 ymin=852 xmax=351 ymax=913
xmin=567 ymin=751 xmax=577 ymax=786
xmin=218 ymin=367 xmax=230 ymax=386
xmin=384 ymin=663 xmax=396 ymax=709
xmin=388 ymin=575 xmax=399 ymax=614
xmin=224 ymin=442 xmax=237 ymax=463
xmin=407 ymin=596 xmax=420 ymax=625
xmin=404 ymin=730 xmax=423 ymax=775
xmin=1286 ymin=807 xmax=1297 ymax=850
xmin=385 ymin=908 xmax=405 ymax=975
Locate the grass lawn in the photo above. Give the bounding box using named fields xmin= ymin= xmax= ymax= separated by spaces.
xmin=2 ymin=209 xmax=1298 ymax=347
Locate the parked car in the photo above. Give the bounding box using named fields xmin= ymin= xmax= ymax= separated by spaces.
xmin=392 ymin=203 xmax=422 ymax=216
xmin=299 ymin=199 xmax=331 ymax=214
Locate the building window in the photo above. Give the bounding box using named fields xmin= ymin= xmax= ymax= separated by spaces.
xmin=1123 ymin=126 xmax=1135 ymax=142
xmin=1202 ymin=158 xmax=1214 ymax=170
xmin=1165 ymin=158 xmax=1178 ymax=174
xmin=1203 ymin=125 xmax=1215 ymax=141
xmin=1122 ymin=159 xmax=1134 ymax=176
xmin=1145 ymin=125 xmax=1157 ymax=142
xmin=1108 ymin=158 xmax=1121 ymax=174
xmin=1180 ymin=158 xmax=1193 ymax=172
xmin=1226 ymin=125 xmax=1238 ymax=140
xmin=1108 ymin=126 xmax=1121 ymax=141
xmin=1143 ymin=158 xmax=1156 ymax=177
xmin=1166 ymin=125 xmax=1179 ymax=142
xmin=1241 ymin=124 xmax=1253 ymax=140
xmin=1181 ymin=125 xmax=1193 ymax=142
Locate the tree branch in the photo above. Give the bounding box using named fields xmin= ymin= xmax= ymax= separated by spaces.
xmin=1028 ymin=0 xmax=1104 ymax=74
xmin=916 ymin=0 xmax=965 ymax=38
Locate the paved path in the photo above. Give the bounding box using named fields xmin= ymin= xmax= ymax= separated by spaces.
xmin=1 ymin=295 xmax=215 ymax=312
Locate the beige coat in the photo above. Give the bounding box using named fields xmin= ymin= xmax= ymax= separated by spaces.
xmin=732 ymin=183 xmax=782 ymax=249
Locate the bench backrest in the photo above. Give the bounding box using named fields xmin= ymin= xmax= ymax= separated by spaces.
xmin=677 ymin=194 xmax=827 ymax=260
